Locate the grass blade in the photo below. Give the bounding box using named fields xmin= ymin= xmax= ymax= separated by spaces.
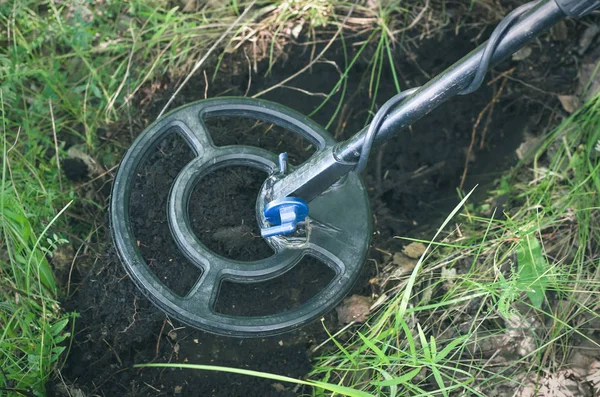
xmin=516 ymin=234 xmax=548 ymax=308
xmin=136 ymin=363 xmax=374 ymax=397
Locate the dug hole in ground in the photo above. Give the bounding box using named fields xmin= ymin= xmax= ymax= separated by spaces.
xmin=41 ymin=2 xmax=600 ymax=397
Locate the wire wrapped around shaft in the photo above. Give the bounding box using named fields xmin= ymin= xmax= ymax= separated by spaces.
xmin=354 ymin=87 xmax=418 ymax=172
xmin=460 ymin=1 xmax=539 ymax=94
xmin=354 ymin=0 xmax=540 ymax=173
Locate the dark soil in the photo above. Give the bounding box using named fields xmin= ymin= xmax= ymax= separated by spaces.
xmin=51 ymin=10 xmax=581 ymax=397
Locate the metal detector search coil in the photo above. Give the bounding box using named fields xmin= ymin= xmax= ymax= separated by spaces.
xmin=110 ymin=98 xmax=371 ymax=337
xmin=111 ymin=0 xmax=600 ymax=337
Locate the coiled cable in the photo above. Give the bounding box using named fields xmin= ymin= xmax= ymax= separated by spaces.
xmin=354 ymin=0 xmax=540 ymax=173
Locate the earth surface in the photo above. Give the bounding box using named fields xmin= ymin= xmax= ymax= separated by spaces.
xmin=49 ymin=10 xmax=582 ymax=397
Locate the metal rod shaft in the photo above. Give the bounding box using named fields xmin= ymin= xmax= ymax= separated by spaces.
xmin=272 ymin=0 xmax=565 ymax=202
xmin=337 ymin=0 xmax=564 ymax=161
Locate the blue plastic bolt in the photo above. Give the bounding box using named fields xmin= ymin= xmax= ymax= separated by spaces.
xmin=261 ymin=153 xmax=309 ymax=238
xmin=261 ymin=198 xmax=308 ymax=238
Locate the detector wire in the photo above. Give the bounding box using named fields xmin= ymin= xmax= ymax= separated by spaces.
xmin=354 ymin=0 xmax=540 ymax=173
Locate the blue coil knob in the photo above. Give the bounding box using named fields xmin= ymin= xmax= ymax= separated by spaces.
xmin=261 ymin=197 xmax=309 ymax=238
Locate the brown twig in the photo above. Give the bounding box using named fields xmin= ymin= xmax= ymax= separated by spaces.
xmin=244 ymin=49 xmax=252 ymax=97
xmin=66 ymin=241 xmax=85 ymax=296
xmin=107 ymin=26 xmax=136 ymax=117
xmin=0 ymin=387 xmax=36 ymax=397
xmin=278 ymin=86 xmax=328 ymax=97
xmin=459 ymin=77 xmax=508 ymax=190
xmin=79 ymin=164 xmax=118 ymax=188
xmin=476 ymin=79 xmax=500 ymax=151
xmin=49 ymin=100 xmax=63 ymax=192
xmin=251 ymin=5 xmax=355 ymax=99
xmin=375 ymin=161 xmax=446 ymax=199
xmin=487 ymin=67 xmax=515 ymax=86
xmin=479 ymin=93 xmax=496 ymax=150
xmin=7 ymin=126 xmax=21 ymax=153
xmin=309 ymin=26 xmax=316 ymax=73
xmin=157 ymin=0 xmax=257 ymax=118
xmin=120 ymin=296 xmax=138 ymax=333
xmin=153 ymin=319 xmax=168 ymax=362
xmin=334 ymin=104 xmax=350 ymax=140
xmin=102 ymin=338 xmax=123 ymax=367
xmin=504 ymin=73 xmax=559 ymax=96
xmin=203 ymin=70 xmax=209 ymax=99
xmin=122 ymin=40 xmax=174 ymax=108
xmin=390 ymin=0 xmax=430 ymax=36
xmin=90 ymin=368 xmax=130 ymax=395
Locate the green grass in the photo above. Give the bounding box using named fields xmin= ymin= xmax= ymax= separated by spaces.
xmin=0 ymin=0 xmax=284 ymax=394
xmin=1 ymin=97 xmax=75 ymax=395
xmin=306 ymin=94 xmax=600 ymax=395
xmin=2 ymin=0 xmax=599 ymax=396
xmin=136 ymin=190 xmax=477 ymax=397
xmin=0 ymin=0 xmax=394 ymax=393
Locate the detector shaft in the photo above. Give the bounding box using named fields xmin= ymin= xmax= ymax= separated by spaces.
xmin=271 ymin=0 xmax=574 ymax=202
